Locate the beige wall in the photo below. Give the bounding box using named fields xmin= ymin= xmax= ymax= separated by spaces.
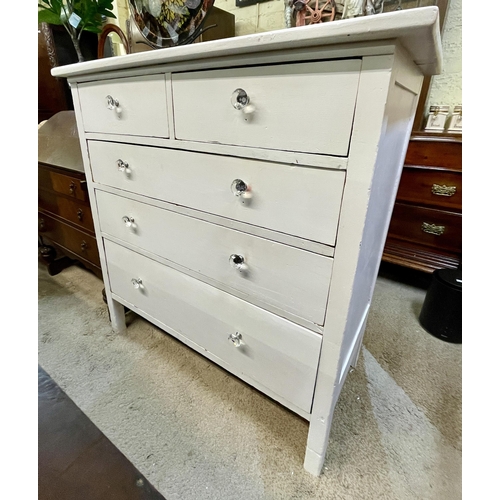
xmin=425 ymin=0 xmax=462 ymax=110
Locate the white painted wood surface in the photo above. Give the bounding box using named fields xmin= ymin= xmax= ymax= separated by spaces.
xmin=52 ymin=7 xmax=441 ymax=79
xmin=172 ymin=60 xmax=361 ymax=156
xmin=96 ymin=190 xmax=333 ymax=325
xmin=78 ymin=74 xmax=170 ymax=138
xmin=88 ymin=140 xmax=346 ymax=245
xmin=104 ymin=239 xmax=323 ymax=413
xmin=53 ymin=7 xmax=442 ymax=477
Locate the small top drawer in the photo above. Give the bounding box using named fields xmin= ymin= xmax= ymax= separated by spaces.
xmin=172 ymin=59 xmax=361 ymax=156
xmin=78 ymin=74 xmax=170 ymax=138
xmin=397 ymin=167 xmax=462 ymax=211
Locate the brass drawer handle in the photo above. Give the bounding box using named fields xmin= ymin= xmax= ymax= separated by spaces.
xmin=80 ymin=240 xmax=88 ymax=252
xmin=421 ymin=222 xmax=445 ymax=236
xmin=77 ymin=208 xmax=84 ymax=221
xmin=69 ymin=181 xmax=76 ymax=195
xmin=431 ymin=184 xmax=457 ymax=197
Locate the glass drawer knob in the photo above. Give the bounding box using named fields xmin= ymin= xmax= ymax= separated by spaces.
xmin=231 ymin=179 xmax=248 ymax=196
xmin=231 ymin=88 xmax=250 ymax=110
xmin=117 ymin=159 xmax=128 ymax=172
xmin=131 ymin=278 xmax=143 ymax=289
xmin=106 ymin=95 xmax=119 ymax=110
xmin=228 ymin=331 xmax=243 ymax=347
xmin=122 ymin=216 xmax=135 ymax=227
xmin=229 ymin=254 xmax=245 ymax=270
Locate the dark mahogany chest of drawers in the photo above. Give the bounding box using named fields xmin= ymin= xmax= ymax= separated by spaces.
xmin=383 ymin=134 xmax=462 ymax=273
xmin=38 ymin=111 xmax=102 ymax=278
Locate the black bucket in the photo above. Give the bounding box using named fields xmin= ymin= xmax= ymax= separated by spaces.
xmin=419 ymin=267 xmax=462 ymax=344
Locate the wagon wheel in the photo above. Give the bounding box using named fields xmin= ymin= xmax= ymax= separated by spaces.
xmin=295 ymin=0 xmax=336 ymax=26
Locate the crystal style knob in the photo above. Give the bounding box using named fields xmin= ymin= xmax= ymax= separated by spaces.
xmin=131 ymin=278 xmax=143 ymax=289
xmin=228 ymin=331 xmax=243 ymax=347
xmin=231 ymin=88 xmax=250 ymax=110
xmin=122 ymin=216 xmax=135 ymax=228
xmin=229 ymin=254 xmax=245 ymax=270
xmin=106 ymin=95 xmax=119 ymax=110
xmin=231 ymin=179 xmax=248 ymax=196
xmin=117 ymin=159 xmax=128 ymax=172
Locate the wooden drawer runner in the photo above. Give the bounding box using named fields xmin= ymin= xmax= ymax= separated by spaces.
xmin=172 ymin=59 xmax=361 ymax=156
xmin=387 ymin=203 xmax=462 ymax=253
xmin=78 ymin=74 xmax=169 ymax=138
xmin=88 ymin=141 xmax=346 ymax=246
xmin=39 ymin=189 xmax=95 ymax=233
xmin=396 ymin=167 xmax=461 ymax=211
xmin=96 ymin=190 xmax=332 ymax=325
xmin=104 ymin=239 xmax=322 ymax=413
xmin=38 ymin=212 xmax=100 ymax=267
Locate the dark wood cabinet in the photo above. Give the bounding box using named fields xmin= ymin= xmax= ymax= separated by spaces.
xmin=383 ymin=134 xmax=462 ymax=272
xmin=38 ymin=111 xmax=102 ymax=279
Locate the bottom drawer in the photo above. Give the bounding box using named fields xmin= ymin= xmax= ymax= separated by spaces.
xmin=104 ymin=239 xmax=322 ymax=413
xmin=38 ymin=212 xmax=100 ymax=267
xmin=387 ymin=203 xmax=462 ymax=253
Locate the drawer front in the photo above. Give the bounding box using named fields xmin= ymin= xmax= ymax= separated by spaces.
xmin=38 ymin=167 xmax=88 ymax=202
xmin=104 ymin=239 xmax=322 ymax=413
xmin=405 ymin=139 xmax=461 ymax=171
xmin=387 ymin=203 xmax=462 ymax=253
xmin=96 ymin=190 xmax=332 ymax=325
xmin=397 ymin=167 xmax=462 ymax=211
xmin=89 ymin=141 xmax=345 ymax=245
xmin=38 ymin=212 xmax=100 ymax=266
xmin=39 ymin=189 xmax=95 ymax=233
xmin=78 ymin=75 xmax=169 ymax=138
xmin=172 ymin=60 xmax=361 ymax=156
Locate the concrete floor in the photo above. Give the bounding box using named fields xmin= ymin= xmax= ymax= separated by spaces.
xmin=38 ymin=261 xmax=461 ymax=499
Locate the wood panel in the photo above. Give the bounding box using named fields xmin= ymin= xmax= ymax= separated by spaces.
xmin=172 ymin=59 xmax=361 ymax=156
xmin=387 ymin=203 xmax=462 ymax=253
xmin=78 ymin=74 xmax=170 ymax=137
xmin=38 ymin=212 xmax=100 ymax=268
xmin=39 ymin=189 xmax=95 ymax=232
xmin=88 ymin=141 xmax=346 ymax=245
xmin=396 ymin=167 xmax=462 ymax=211
xmin=104 ymin=239 xmax=322 ymax=414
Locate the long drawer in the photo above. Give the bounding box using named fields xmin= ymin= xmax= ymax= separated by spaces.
xmin=96 ymin=190 xmax=332 ymax=325
xmin=172 ymin=59 xmax=361 ymax=156
xmin=38 ymin=212 xmax=100 ymax=267
xmin=104 ymin=239 xmax=322 ymax=413
xmin=78 ymin=74 xmax=170 ymax=138
xmin=396 ymin=167 xmax=462 ymax=211
xmin=88 ymin=141 xmax=345 ymax=245
xmin=39 ymin=189 xmax=95 ymax=233
xmin=38 ymin=166 xmax=88 ymax=202
xmin=387 ymin=203 xmax=462 ymax=253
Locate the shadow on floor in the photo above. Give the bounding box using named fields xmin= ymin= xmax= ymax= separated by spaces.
xmin=38 ymin=365 xmax=166 ymax=500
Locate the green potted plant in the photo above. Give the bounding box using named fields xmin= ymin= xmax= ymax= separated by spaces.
xmin=38 ymin=0 xmax=116 ymax=62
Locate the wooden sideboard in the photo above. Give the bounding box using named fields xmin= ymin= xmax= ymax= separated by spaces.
xmin=383 ymin=133 xmax=462 ymax=272
xmin=38 ymin=111 xmax=102 ymax=278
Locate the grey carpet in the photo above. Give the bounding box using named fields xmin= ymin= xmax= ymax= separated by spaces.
xmin=38 ymin=261 xmax=461 ymax=499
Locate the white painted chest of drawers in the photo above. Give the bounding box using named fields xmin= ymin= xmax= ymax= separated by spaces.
xmin=53 ymin=8 xmax=442 ymax=476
